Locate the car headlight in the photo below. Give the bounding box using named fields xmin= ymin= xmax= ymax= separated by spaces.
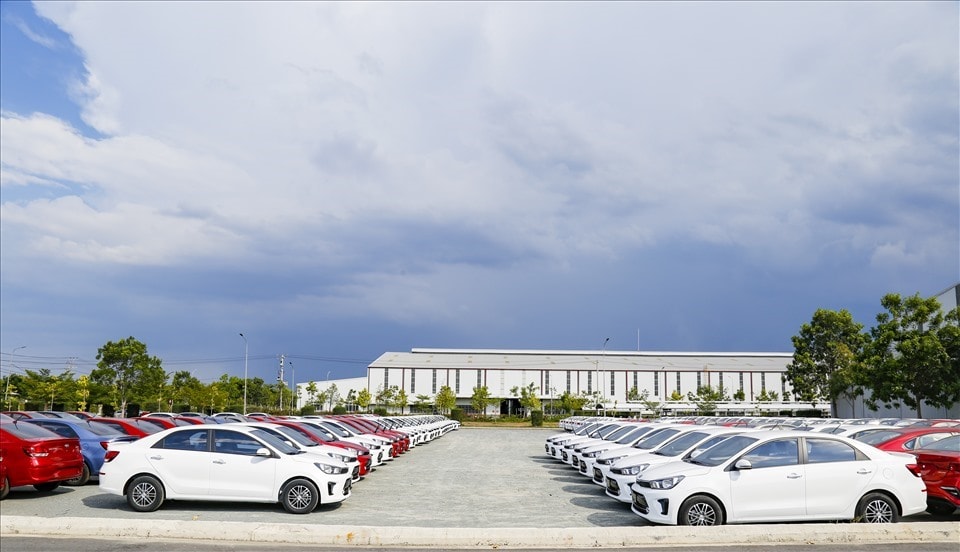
xmin=315 ymin=462 xmax=348 ymax=475
xmin=583 ymin=451 xmax=598 ymax=458
xmin=620 ymin=464 xmax=645 ymax=476
xmin=330 ymin=453 xmax=353 ymax=463
xmin=648 ymin=475 xmax=684 ymax=489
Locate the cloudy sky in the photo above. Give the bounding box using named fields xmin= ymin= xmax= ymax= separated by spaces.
xmin=1 ymin=1 xmax=957 ymax=386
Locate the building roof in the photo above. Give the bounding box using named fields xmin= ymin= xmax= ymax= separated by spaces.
xmin=369 ymin=348 xmax=793 ymax=372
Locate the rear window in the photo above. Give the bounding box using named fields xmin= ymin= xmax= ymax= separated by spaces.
xmin=1 ymin=422 xmax=61 ymax=439
xmin=86 ymin=421 xmax=126 ymax=436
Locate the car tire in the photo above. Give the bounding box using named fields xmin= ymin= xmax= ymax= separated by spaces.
xmin=33 ymin=482 xmax=60 ymax=492
xmin=678 ymin=495 xmax=724 ymax=526
xmin=127 ymin=475 xmax=164 ymax=512
xmin=64 ymin=462 xmax=91 ymax=486
xmin=856 ymin=492 xmax=898 ymax=523
xmin=0 ymin=477 xmax=8 ymax=500
xmin=281 ymin=478 xmax=319 ymax=514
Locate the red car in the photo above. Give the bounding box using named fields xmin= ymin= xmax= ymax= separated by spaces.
xmin=853 ymin=427 xmax=960 ymax=453
xmin=0 ymin=420 xmax=84 ymax=499
xmin=90 ymin=417 xmax=157 ymax=438
xmin=133 ymin=416 xmax=178 ymax=432
xmin=910 ymin=434 xmax=960 ymax=515
xmin=268 ymin=420 xmax=373 ymax=476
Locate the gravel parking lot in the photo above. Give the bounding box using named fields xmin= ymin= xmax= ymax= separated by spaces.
xmin=1 ymin=427 xmax=646 ymax=527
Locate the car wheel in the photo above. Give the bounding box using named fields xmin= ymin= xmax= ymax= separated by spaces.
xmin=33 ymin=482 xmax=60 ymax=492
xmin=678 ymin=495 xmax=724 ymax=526
xmin=0 ymin=477 xmax=8 ymax=500
xmin=856 ymin=492 xmax=898 ymax=523
xmin=127 ymin=475 xmax=164 ymax=512
xmin=64 ymin=463 xmax=91 ymax=486
xmin=281 ymin=478 xmax=319 ymax=514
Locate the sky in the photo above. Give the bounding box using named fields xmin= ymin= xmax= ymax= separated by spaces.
xmin=1 ymin=1 xmax=958 ymax=388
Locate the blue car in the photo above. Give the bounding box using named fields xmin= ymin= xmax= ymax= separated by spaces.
xmin=21 ymin=418 xmax=139 ymax=485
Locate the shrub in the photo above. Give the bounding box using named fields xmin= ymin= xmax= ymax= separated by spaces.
xmin=300 ymin=405 xmax=316 ymax=416
xmin=531 ymin=410 xmax=543 ymax=427
xmin=450 ymin=408 xmax=465 ymax=422
xmin=332 ymin=405 xmax=347 ymax=415
xmin=373 ymin=407 xmax=388 ymax=417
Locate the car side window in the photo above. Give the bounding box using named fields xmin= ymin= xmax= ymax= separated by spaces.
xmin=157 ymin=429 xmax=209 ymax=451
xmin=742 ymin=438 xmax=799 ymax=468
xmin=805 ymin=438 xmax=858 ymax=463
xmin=214 ymin=430 xmax=263 ymax=456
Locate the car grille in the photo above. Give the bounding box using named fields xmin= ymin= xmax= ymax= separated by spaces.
xmin=632 ymin=491 xmax=649 ymax=514
xmin=607 ymin=478 xmax=620 ymax=495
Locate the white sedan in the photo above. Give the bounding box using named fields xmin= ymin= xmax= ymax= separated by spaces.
xmin=629 ymin=431 xmax=927 ymax=525
xmin=99 ymin=424 xmax=352 ymax=514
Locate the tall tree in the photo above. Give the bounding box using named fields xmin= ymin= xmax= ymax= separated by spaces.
xmin=356 ymin=388 xmax=372 ymax=412
xmin=862 ymin=293 xmax=960 ymax=417
xmin=686 ymin=385 xmax=728 ymax=415
xmin=434 ymin=385 xmax=456 ymax=415
xmin=510 ymin=382 xmax=542 ymax=416
xmin=470 ymin=386 xmax=492 ymax=416
xmin=92 ymin=337 xmax=166 ymax=416
xmin=786 ymin=308 xmax=867 ymax=415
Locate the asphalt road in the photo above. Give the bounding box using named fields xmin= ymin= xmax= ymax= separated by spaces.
xmin=0 ymin=426 xmax=957 ymax=549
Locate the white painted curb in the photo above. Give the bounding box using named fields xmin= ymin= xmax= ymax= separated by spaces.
xmin=1 ymin=516 xmax=957 ymax=548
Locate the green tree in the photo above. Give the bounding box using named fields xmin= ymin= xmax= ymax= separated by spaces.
xmin=733 ymin=388 xmax=746 ymax=402
xmin=393 ymin=388 xmax=408 ymax=414
xmin=434 ymin=385 xmax=456 ymax=415
xmin=375 ymin=385 xmax=396 ymax=411
xmin=356 ymin=388 xmax=372 ymax=412
xmin=557 ymin=391 xmax=589 ymax=414
xmin=92 ymin=337 xmax=166 ymax=416
xmin=686 ymin=385 xmax=728 ymax=415
xmin=325 ymin=383 xmax=340 ymax=412
xmin=169 ymin=370 xmax=203 ymax=411
xmin=510 ymin=382 xmax=542 ymax=416
xmin=305 ymin=381 xmax=319 ymax=408
xmin=786 ymin=308 xmax=866 ymax=415
xmin=470 ymin=386 xmax=492 ymax=416
xmin=862 ymin=293 xmax=960 ymax=417
xmin=414 ymin=393 xmax=432 ymax=413
xmin=626 ymin=386 xmax=643 ymax=402
xmin=669 ymin=390 xmax=683 ymax=401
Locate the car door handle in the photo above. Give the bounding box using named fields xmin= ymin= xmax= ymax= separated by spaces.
xmin=857 ymin=469 xmax=872 ymax=475
xmin=213 ymin=459 xmax=226 ymax=464
xmin=149 ymin=455 xmax=163 ymax=460
xmin=786 ymin=473 xmax=802 ymax=479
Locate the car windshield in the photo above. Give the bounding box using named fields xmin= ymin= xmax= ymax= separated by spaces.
xmin=249 ymin=428 xmax=300 ymax=454
xmin=653 ymin=431 xmax=709 ymax=457
xmin=921 ymin=434 xmax=960 ymax=452
xmin=270 ymin=425 xmax=317 ymax=446
xmin=2 ymin=421 xmax=60 ymax=439
xmin=684 ymin=434 xmax=740 ymax=459
xmin=686 ymin=434 xmax=759 ymax=466
xmin=574 ymin=423 xmax=600 ymax=436
xmin=615 ymin=426 xmax=653 ymax=444
xmin=321 ymin=422 xmax=354 ymax=438
xmin=603 ymin=425 xmax=639 ymax=441
xmin=634 ymin=428 xmax=681 ymax=450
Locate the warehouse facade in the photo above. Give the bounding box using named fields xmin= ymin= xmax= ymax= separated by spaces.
xmin=364 ymin=348 xmax=813 ymax=416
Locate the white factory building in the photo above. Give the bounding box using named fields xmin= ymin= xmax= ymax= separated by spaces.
xmin=299 ymin=348 xmax=815 ymax=417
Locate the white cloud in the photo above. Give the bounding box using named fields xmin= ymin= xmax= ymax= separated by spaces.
xmin=2 ymin=0 xmax=956 ymax=347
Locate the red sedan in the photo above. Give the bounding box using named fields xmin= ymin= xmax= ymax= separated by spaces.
xmin=910 ymin=434 xmax=960 ymax=515
xmin=853 ymin=427 xmax=959 ymax=453
xmin=0 ymin=420 xmax=84 ymax=499
xmin=90 ymin=417 xmax=158 ymax=438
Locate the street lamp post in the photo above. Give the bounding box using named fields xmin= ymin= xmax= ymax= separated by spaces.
xmin=239 ymin=333 xmax=248 ymax=415
xmin=596 ymin=338 xmax=609 ymax=415
xmin=289 ymin=361 xmax=295 ymax=414
xmin=4 ymin=346 xmax=26 ymax=410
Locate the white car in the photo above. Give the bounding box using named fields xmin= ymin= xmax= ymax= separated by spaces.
xmin=237 ymin=422 xmax=362 ymax=482
xmin=99 ymin=424 xmax=352 ymax=514
xmin=545 ymin=422 xmax=605 ymax=459
xmin=629 ymin=431 xmax=927 ymax=525
xmin=603 ymin=427 xmax=750 ymax=503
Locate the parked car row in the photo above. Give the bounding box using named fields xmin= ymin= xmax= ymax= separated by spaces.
xmin=545 ymin=416 xmax=959 ymax=526
xmin=0 ymin=410 xmax=458 ymax=514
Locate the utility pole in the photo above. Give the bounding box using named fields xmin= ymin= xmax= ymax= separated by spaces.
xmin=278 ymin=354 xmax=285 ymax=411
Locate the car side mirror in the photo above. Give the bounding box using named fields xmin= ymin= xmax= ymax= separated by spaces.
xmin=256 ymin=447 xmax=272 ymax=457
xmin=734 ymin=458 xmax=753 ymax=470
